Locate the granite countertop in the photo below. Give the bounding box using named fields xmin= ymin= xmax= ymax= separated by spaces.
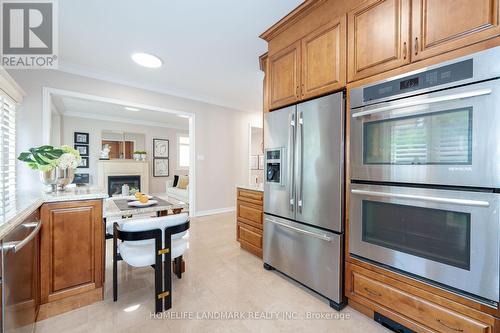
xmin=237 ymin=184 xmax=264 ymax=192
xmin=0 ymin=187 xmax=108 ymax=239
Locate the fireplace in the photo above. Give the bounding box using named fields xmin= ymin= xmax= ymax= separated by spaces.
xmin=108 ymin=175 xmax=141 ymax=196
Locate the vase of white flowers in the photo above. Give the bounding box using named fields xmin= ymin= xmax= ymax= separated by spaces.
xmin=18 ymin=145 xmax=82 ymax=192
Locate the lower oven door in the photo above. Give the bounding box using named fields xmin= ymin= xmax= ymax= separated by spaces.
xmin=349 ymin=183 xmax=500 ymax=304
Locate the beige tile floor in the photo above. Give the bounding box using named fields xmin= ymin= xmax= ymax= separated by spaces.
xmin=35 ymin=212 xmax=389 ymax=333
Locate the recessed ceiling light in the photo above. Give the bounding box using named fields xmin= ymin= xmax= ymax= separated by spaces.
xmin=177 ymin=114 xmax=190 ymax=118
xmin=124 ymin=106 xmax=140 ymax=112
xmin=131 ymin=52 xmax=163 ymax=68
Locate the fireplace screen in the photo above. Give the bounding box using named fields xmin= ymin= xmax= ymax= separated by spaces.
xmin=108 ymin=175 xmax=141 ymax=196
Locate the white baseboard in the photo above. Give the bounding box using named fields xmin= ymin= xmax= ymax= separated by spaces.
xmin=194 ymin=207 xmax=235 ymax=217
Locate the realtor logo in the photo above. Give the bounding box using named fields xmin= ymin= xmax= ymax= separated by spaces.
xmin=1 ymin=0 xmax=58 ymax=68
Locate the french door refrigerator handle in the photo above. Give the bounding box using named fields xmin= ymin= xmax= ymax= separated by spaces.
xmin=265 ymin=218 xmax=332 ymax=242
xmin=288 ymin=112 xmax=296 ymax=211
xmin=351 ymin=189 xmax=490 ymax=207
xmin=297 ymin=112 xmax=304 ymax=213
xmin=351 ymin=89 xmax=492 ymax=118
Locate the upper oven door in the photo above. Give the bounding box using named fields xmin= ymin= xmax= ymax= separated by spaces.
xmin=350 ymin=79 xmax=500 ymax=188
xmin=349 ymin=183 xmax=500 ymax=304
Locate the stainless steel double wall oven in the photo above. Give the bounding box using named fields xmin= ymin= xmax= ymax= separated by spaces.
xmin=349 ymin=47 xmax=500 ymax=307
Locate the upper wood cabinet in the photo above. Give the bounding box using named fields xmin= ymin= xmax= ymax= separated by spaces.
xmin=301 ymin=16 xmax=346 ymax=100
xmin=268 ymin=16 xmax=347 ymax=110
xmin=269 ymin=42 xmax=301 ymax=110
xmin=259 ymin=53 xmax=270 ymax=113
xmin=348 ymin=0 xmax=410 ymax=82
xmin=412 ymin=0 xmax=500 ymax=61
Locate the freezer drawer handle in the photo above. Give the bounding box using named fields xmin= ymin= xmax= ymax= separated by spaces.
xmin=351 ymin=89 xmax=492 ymax=118
xmin=351 ymin=189 xmax=490 ymax=207
xmin=265 ymin=218 xmax=332 ymax=242
xmin=2 ymin=220 xmax=42 ymax=253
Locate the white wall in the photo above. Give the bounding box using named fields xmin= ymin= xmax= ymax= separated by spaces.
xmin=60 ymin=115 xmax=188 ymax=193
xmin=250 ymin=127 xmax=264 ymax=184
xmin=10 ymin=69 xmax=261 ymax=214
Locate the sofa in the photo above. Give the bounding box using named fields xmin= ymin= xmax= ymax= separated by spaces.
xmin=166 ymin=178 xmax=189 ymax=203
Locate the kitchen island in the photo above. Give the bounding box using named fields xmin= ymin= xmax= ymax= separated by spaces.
xmin=0 ymin=187 xmax=108 ymax=321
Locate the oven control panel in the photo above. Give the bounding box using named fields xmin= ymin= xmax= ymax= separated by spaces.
xmin=363 ymin=59 xmax=473 ymax=102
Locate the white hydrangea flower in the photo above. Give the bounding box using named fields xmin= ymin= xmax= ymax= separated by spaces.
xmin=57 ymin=153 xmax=79 ymax=169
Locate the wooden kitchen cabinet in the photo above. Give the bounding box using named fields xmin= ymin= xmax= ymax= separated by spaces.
xmin=301 ymin=16 xmax=346 ymax=100
xmin=236 ymin=188 xmax=263 ymax=258
xmin=39 ymin=199 xmax=103 ymax=319
xmin=412 ymin=0 xmax=500 ymax=61
xmin=348 ymin=0 xmax=410 ymax=82
xmin=269 ymin=42 xmax=301 ymax=110
xmin=346 ymin=262 xmax=498 ymax=333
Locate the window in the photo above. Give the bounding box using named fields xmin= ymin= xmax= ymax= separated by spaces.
xmin=177 ymin=135 xmax=190 ymax=169
xmin=0 ymin=92 xmax=16 ymax=215
xmin=363 ymin=108 xmax=472 ymax=165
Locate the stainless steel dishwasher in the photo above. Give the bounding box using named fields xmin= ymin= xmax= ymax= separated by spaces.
xmin=2 ymin=219 xmax=41 ymax=333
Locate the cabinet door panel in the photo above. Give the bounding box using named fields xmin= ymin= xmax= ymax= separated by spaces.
xmin=40 ymin=200 xmax=103 ymax=303
xmin=348 ymin=0 xmax=410 ymax=82
xmin=51 ymin=207 xmax=94 ymax=291
xmin=412 ymin=0 xmax=500 ymax=61
xmin=269 ymin=42 xmax=301 ymax=110
xmin=301 ymin=16 xmax=346 ymax=99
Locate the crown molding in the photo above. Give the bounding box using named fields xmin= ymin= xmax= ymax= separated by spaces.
xmin=259 ymin=0 xmax=327 ymax=41
xmin=57 ymin=62 xmax=259 ymax=114
xmin=62 ymin=110 xmax=189 ymax=130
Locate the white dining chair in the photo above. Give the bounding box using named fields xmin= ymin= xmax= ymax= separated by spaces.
xmin=112 ymin=213 xmax=189 ymax=313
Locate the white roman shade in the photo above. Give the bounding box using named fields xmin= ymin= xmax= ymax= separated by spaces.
xmin=0 ymin=67 xmax=24 ymax=215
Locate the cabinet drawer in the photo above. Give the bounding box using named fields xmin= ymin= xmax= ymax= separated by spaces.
xmin=237 ymin=222 xmax=262 ymax=258
xmin=237 ymin=189 xmax=263 ymax=205
xmin=352 ymin=271 xmax=489 ymax=333
xmin=237 ymin=200 xmax=262 ymax=228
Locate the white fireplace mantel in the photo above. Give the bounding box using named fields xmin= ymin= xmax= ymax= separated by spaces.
xmin=97 ymin=160 xmax=149 ymax=194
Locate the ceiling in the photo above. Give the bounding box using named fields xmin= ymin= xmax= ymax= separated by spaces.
xmin=58 ymin=0 xmax=303 ymax=112
xmin=52 ymin=94 xmax=190 ymax=129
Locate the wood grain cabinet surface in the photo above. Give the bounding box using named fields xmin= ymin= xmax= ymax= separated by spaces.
xmin=39 ymin=199 xmax=104 ymax=320
xmin=348 ymin=0 xmax=410 ymax=82
xmin=301 ymin=16 xmax=346 ymax=99
xmin=412 ymin=0 xmax=500 ymax=61
xmin=346 ymin=262 xmax=498 ymax=333
xmin=269 ymin=42 xmax=301 ymax=110
xmin=268 ymin=14 xmax=347 ymax=110
xmin=236 ymin=189 xmax=263 ymax=258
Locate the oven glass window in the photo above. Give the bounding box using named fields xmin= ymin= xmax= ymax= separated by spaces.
xmin=363 ymin=108 xmax=472 ymax=165
xmin=362 ymin=201 xmax=471 ymax=270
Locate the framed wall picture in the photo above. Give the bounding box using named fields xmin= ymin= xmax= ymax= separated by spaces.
xmin=153 ymin=139 xmax=169 ymax=158
xmin=74 ymin=144 xmax=89 ymax=156
xmin=78 ymin=156 xmax=89 ymax=168
xmin=153 ymin=158 xmax=169 ymax=177
xmin=74 ymin=132 xmax=89 ymax=144
xmin=258 ymin=155 xmax=264 ymax=170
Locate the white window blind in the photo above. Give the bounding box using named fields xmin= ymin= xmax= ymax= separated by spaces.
xmin=0 ymin=92 xmax=16 ymax=215
xmin=177 ymin=135 xmax=190 ymax=169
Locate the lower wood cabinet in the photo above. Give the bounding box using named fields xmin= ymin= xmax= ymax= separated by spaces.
xmin=346 ymin=262 xmax=498 ymax=333
xmin=236 ymin=188 xmax=263 ymax=258
xmin=39 ymin=199 xmax=104 ymax=320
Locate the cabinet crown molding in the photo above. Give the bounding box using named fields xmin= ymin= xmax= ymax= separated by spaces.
xmin=260 ymin=0 xmax=327 ymax=41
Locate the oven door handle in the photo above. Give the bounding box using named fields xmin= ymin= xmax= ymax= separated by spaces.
xmin=351 ymin=89 xmax=492 ymax=118
xmin=351 ymin=189 xmax=490 ymax=207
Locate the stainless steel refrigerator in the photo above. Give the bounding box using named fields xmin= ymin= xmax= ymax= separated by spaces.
xmin=263 ymin=92 xmax=345 ymax=310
